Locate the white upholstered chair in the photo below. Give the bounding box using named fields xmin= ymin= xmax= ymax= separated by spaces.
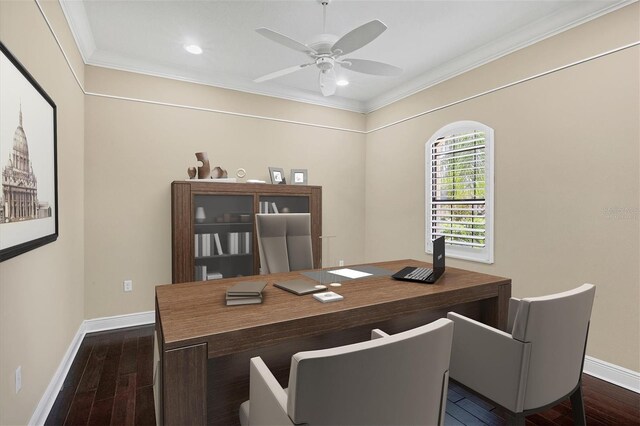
xmin=255 ymin=213 xmax=313 ymax=274
xmin=239 ymin=318 xmax=454 ymax=426
xmin=447 ymin=283 xmax=595 ymax=425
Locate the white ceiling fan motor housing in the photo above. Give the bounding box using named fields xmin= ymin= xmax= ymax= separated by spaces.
xmin=308 ymin=34 xmax=338 ymax=55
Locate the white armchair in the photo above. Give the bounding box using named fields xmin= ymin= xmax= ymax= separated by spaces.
xmin=239 ymin=318 xmax=454 ymax=426
xmin=447 ymin=283 xmax=595 ymax=425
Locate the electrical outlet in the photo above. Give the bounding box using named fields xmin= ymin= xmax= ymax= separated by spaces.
xmin=15 ymin=366 xmax=22 ymax=393
xmin=123 ymin=280 xmax=133 ymax=292
xmin=338 ymin=260 xmax=344 ymax=267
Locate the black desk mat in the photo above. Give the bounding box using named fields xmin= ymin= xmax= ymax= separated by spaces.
xmin=301 ymin=265 xmax=394 ymax=284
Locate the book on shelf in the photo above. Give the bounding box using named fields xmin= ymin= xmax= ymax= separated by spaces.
xmin=194 ymin=265 xmax=208 ymax=281
xmin=245 ymin=232 xmax=252 ymax=254
xmin=224 ymin=232 xmax=252 ymax=255
xmin=260 ymin=201 xmax=279 ymax=213
xmin=214 ymin=233 xmax=223 ymax=255
xmin=203 ymin=233 xmax=210 ymax=257
xmin=195 ymin=266 xmax=223 ymax=281
xmin=196 ymin=233 xmax=220 ymax=257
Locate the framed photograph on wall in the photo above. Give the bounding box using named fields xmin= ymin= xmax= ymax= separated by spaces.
xmin=268 ymin=167 xmax=286 ymax=184
xmin=290 ymin=169 xmax=308 ymax=185
xmin=0 ymin=42 xmax=58 ymax=262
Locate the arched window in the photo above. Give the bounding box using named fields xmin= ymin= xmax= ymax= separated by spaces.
xmin=426 ymin=121 xmax=494 ymax=264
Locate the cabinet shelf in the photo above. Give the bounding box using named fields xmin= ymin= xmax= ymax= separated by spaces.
xmin=194 ymin=222 xmax=253 ymax=227
xmin=195 ymin=253 xmax=252 ymax=260
xmin=172 ymin=181 xmax=322 ymax=283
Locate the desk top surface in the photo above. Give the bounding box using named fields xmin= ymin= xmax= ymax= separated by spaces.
xmin=156 ymin=259 xmax=510 ymax=355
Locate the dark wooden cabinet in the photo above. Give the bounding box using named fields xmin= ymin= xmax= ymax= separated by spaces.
xmin=171 ymin=181 xmax=322 ymax=283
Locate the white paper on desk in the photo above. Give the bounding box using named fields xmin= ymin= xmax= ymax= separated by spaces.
xmin=328 ymin=268 xmax=372 ymax=279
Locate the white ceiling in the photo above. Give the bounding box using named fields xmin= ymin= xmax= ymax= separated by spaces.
xmin=60 ymin=0 xmax=630 ymax=113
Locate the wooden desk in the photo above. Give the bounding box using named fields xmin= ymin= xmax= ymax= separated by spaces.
xmin=155 ymin=259 xmax=511 ymax=425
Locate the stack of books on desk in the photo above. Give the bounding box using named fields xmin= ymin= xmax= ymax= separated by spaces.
xmin=225 ymin=281 xmax=267 ymax=306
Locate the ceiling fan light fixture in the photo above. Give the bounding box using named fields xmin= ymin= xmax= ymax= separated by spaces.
xmin=254 ymin=1 xmax=401 ymax=97
xmin=184 ymin=44 xmax=203 ymax=55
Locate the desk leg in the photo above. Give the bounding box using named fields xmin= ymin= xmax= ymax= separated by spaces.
xmin=480 ymin=283 xmax=511 ymax=332
xmin=498 ymin=283 xmax=511 ymax=331
xmin=163 ymin=343 xmax=208 ymax=425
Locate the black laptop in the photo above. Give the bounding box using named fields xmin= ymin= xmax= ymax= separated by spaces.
xmin=392 ymin=236 xmax=445 ymax=284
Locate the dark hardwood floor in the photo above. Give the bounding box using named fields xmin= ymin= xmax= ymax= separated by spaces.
xmin=45 ymin=325 xmax=155 ymax=426
xmin=47 ymin=325 xmax=640 ymax=425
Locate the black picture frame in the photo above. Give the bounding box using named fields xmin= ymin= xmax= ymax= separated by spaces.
xmin=0 ymin=42 xmax=58 ymax=262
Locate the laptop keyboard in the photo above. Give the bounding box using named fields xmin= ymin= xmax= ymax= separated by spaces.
xmin=403 ymin=267 xmax=433 ymax=281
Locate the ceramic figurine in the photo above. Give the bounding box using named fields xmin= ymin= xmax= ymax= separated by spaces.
xmin=212 ymin=166 xmax=228 ymax=178
xmin=196 ymin=152 xmax=210 ymax=179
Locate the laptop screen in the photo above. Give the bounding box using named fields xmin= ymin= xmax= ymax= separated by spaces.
xmin=433 ymin=236 xmax=445 ymax=273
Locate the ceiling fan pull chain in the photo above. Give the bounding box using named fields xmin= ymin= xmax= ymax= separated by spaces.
xmin=322 ymin=2 xmax=327 ymax=33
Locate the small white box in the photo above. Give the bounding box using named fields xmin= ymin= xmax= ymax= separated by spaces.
xmin=313 ymin=291 xmax=344 ymax=303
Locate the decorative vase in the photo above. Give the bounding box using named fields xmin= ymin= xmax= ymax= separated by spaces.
xmin=195 ymin=207 xmax=206 ymax=223
xmin=187 ymin=167 xmax=197 ymax=179
xmin=196 ymin=152 xmax=211 ymax=179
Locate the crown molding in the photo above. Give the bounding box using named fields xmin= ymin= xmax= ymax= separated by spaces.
xmin=363 ymin=0 xmax=636 ymax=113
xmin=86 ymin=52 xmax=367 ymax=113
xmin=58 ymin=0 xmax=95 ymax=61
xmin=59 ymin=0 xmax=635 ymax=115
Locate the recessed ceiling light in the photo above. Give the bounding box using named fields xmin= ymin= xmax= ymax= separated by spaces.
xmin=184 ymin=44 xmax=203 ymax=55
xmin=336 ymin=79 xmax=349 ymax=86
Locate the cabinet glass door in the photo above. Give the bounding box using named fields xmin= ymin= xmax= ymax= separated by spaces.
xmin=193 ymin=195 xmax=254 ymax=280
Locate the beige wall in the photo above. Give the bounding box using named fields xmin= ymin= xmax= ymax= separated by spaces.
xmin=0 ymin=1 xmax=85 ymax=424
xmin=83 ymin=67 xmax=367 ymax=318
xmin=365 ymin=4 xmax=640 ymax=371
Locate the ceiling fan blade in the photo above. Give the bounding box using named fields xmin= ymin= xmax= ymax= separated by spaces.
xmin=256 ymin=28 xmax=317 ymax=55
xmin=331 ymin=20 xmax=387 ymax=57
xmin=341 ymin=58 xmax=402 ymax=76
xmin=254 ymin=63 xmax=312 ymax=83
xmin=319 ymin=69 xmax=337 ymax=96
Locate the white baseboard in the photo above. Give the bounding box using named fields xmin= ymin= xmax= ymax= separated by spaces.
xmin=29 ymin=311 xmax=155 ymax=425
xmin=584 ymin=355 xmax=640 ymax=394
xmin=29 ymin=322 xmax=87 ymax=426
xmin=83 ymin=310 xmax=155 ymax=333
xmin=29 ymin=311 xmax=639 ymax=424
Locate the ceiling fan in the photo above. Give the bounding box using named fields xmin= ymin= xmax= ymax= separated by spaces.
xmin=254 ymin=0 xmax=402 ymax=96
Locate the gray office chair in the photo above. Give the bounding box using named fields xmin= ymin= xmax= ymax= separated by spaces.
xmin=447 ymin=283 xmax=595 ymax=425
xmin=255 ymin=213 xmax=313 ymax=274
xmin=239 ymin=318 xmax=454 ymax=426
xmin=284 ymin=213 xmax=314 ymax=271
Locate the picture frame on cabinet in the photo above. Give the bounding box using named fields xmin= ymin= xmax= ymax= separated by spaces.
xmin=290 ymin=169 xmax=308 ymax=185
xmin=0 ymin=42 xmax=58 ymax=262
xmin=268 ymin=167 xmax=286 ymax=184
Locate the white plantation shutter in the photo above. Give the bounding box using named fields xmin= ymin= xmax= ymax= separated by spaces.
xmin=426 ymin=122 xmax=494 ymax=264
